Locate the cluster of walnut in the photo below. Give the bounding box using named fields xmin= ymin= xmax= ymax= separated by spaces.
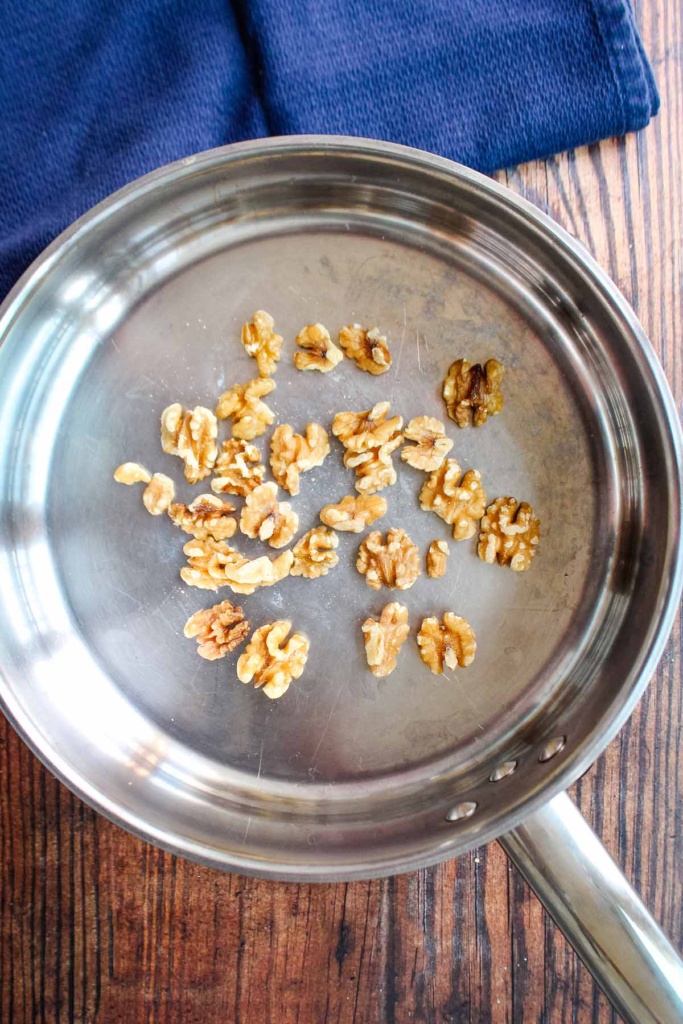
xmin=112 ymin=309 xmax=398 ymax=701
xmin=114 ymin=305 xmax=541 ymax=699
xmin=361 ymin=606 xmax=477 ymax=678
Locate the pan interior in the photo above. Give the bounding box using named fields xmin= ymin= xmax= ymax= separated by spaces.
xmin=0 ymin=141 xmax=665 ymax=874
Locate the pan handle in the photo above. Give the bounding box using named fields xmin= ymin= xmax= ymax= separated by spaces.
xmin=499 ymin=792 xmax=683 ymax=1024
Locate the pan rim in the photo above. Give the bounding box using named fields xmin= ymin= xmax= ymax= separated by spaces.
xmin=0 ymin=134 xmax=681 ymax=880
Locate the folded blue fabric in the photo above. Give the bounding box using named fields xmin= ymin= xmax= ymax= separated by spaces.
xmin=0 ymin=0 xmax=657 ymax=299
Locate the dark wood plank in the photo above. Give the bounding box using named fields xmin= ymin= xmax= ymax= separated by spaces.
xmin=1 ymin=2 xmax=681 ymax=1020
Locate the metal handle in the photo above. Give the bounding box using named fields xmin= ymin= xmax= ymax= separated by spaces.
xmin=500 ymin=792 xmax=683 ymax=1024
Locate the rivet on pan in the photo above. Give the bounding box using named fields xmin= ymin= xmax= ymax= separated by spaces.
xmin=539 ymin=736 xmax=566 ymax=762
xmin=446 ymin=801 xmax=477 ymax=822
xmin=490 ymin=760 xmax=518 ymax=782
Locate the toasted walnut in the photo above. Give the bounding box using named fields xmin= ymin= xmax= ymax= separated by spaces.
xmin=443 ymin=358 xmax=504 ymax=428
xmin=419 ymin=459 xmax=486 ymax=541
xmin=160 ymin=404 xmax=218 ymax=483
xmin=478 ymin=497 xmax=540 ymax=572
xmin=426 ymin=540 xmax=449 ymax=578
xmin=237 ymin=621 xmax=310 ymax=699
xmin=169 ymin=494 xmax=237 ymax=541
xmin=215 ymin=377 xmax=276 ymax=440
xmin=294 ymin=323 xmax=344 ymax=373
xmin=211 ymin=439 xmax=265 ymax=497
xmin=362 ymin=602 xmax=410 ymax=678
xmin=320 ymin=494 xmax=387 ymax=533
xmin=240 ymin=482 xmax=299 ymax=548
xmin=344 ymin=435 xmax=402 ymax=495
xmin=114 ymin=462 xmax=152 ymax=485
xmin=417 ymin=614 xmax=476 ymax=673
xmin=270 ymin=423 xmax=330 ymax=496
xmin=241 ymin=310 xmax=283 ymax=377
xmin=339 ymin=324 xmax=391 ymax=375
xmin=356 ymin=528 xmax=421 ymax=591
xmin=181 ymin=538 xmax=293 ymax=594
xmin=219 ymin=550 xmax=293 ymax=595
xmin=401 ymin=416 xmax=453 ymax=472
xmin=332 ymin=401 xmax=402 ymax=452
xmin=142 ymin=473 xmax=175 ymax=515
xmin=183 ymin=600 xmax=249 ymax=660
xmin=291 ymin=526 xmax=339 ymax=579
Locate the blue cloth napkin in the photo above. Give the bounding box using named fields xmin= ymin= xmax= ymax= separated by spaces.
xmin=1 ymin=0 xmax=658 ymax=299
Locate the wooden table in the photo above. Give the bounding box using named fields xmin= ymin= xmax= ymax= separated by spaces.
xmin=2 ymin=7 xmax=681 ymax=1022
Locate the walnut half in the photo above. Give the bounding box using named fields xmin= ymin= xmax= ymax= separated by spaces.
xmin=417 ymin=614 xmax=476 ymax=674
xmin=237 ymin=621 xmax=310 ymax=699
xmin=270 ymin=423 xmax=330 ymax=496
xmin=240 ymin=482 xmax=299 ymax=548
xmin=362 ymin=602 xmax=410 ymax=678
xmin=169 ymin=494 xmax=237 ymax=540
xmin=401 ymin=416 xmax=453 ymax=472
xmin=291 ymin=526 xmax=339 ymax=579
xmin=114 ymin=462 xmax=151 ymax=485
xmin=339 ymin=324 xmax=391 ymax=374
xmin=211 ymin=439 xmax=265 ymax=497
xmin=142 ymin=474 xmax=176 ymax=515
xmin=160 ymin=404 xmax=218 ymax=483
xmin=332 ymin=401 xmax=402 ymax=452
xmin=443 ymin=358 xmax=504 ymax=428
xmin=356 ymin=528 xmax=421 ymax=591
xmin=419 ymin=459 xmax=486 ymax=541
xmin=215 ymin=377 xmax=275 ymax=440
xmin=344 ymin=436 xmax=402 ymax=495
xmin=478 ymin=497 xmax=540 ymax=572
xmin=184 ymin=600 xmax=249 ymax=660
xmin=426 ymin=540 xmax=449 ymax=578
xmin=241 ymin=310 xmax=283 ymax=377
xmin=294 ymin=323 xmax=344 ymax=373
xmin=320 ymin=494 xmax=387 ymax=533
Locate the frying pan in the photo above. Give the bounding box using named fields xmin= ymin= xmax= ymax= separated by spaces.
xmin=0 ymin=137 xmax=681 ymax=1022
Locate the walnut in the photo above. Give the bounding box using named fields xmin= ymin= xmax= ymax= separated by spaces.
xmin=294 ymin=323 xmax=344 ymax=372
xmin=419 ymin=460 xmax=486 ymax=541
xmin=219 ymin=550 xmax=293 ymax=595
xmin=270 ymin=423 xmax=330 ymax=496
xmin=237 ymin=621 xmax=310 ymax=700
xmin=215 ymin=377 xmax=276 ymax=440
xmin=211 ymin=439 xmax=265 ymax=497
xmin=180 ymin=539 xmax=293 ymax=594
xmin=241 ymin=310 xmax=283 ymax=377
xmin=183 ymin=600 xmax=249 ymax=660
xmin=291 ymin=526 xmax=339 ymax=578
xmin=114 ymin=462 xmax=151 ymax=485
xmin=338 ymin=324 xmax=391 ymax=374
xmin=142 ymin=473 xmax=175 ymax=515
xmin=169 ymin=494 xmax=237 ymax=540
xmin=426 ymin=539 xmax=449 ymax=578
xmin=332 ymin=401 xmax=402 ymax=452
xmin=417 ymin=614 xmax=476 ymax=674
xmin=362 ymin=602 xmax=410 ymax=678
xmin=356 ymin=528 xmax=421 ymax=591
xmin=320 ymin=494 xmax=387 ymax=533
xmin=443 ymin=358 xmax=504 ymax=428
xmin=240 ymin=482 xmax=299 ymax=548
xmin=401 ymin=416 xmax=453 ymax=472
xmin=344 ymin=435 xmax=402 ymax=494
xmin=478 ymin=497 xmax=540 ymax=572
xmin=160 ymin=404 xmax=218 ymax=483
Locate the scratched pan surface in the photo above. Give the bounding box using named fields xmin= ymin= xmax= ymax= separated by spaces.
xmin=0 ymin=137 xmax=680 ymax=878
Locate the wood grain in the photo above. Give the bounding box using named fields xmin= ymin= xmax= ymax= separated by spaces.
xmin=1 ymin=3 xmax=681 ymax=1021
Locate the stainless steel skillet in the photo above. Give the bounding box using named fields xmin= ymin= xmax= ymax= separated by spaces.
xmin=0 ymin=137 xmax=681 ymax=1022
